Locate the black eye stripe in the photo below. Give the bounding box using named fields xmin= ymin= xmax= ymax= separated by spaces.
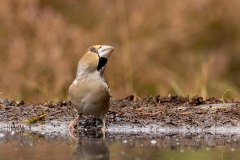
xmin=89 ymin=47 xmax=97 ymax=53
xmin=97 ymin=57 xmax=108 ymax=71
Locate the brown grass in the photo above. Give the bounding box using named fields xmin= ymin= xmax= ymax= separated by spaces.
xmin=0 ymin=0 xmax=240 ymax=102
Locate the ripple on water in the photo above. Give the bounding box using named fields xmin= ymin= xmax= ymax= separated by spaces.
xmin=123 ymin=140 xmax=127 ymax=143
xmin=150 ymin=140 xmax=157 ymax=144
xmin=0 ymin=133 xmax=4 ymax=137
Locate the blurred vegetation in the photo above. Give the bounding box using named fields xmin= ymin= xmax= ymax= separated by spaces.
xmin=0 ymin=0 xmax=240 ymax=102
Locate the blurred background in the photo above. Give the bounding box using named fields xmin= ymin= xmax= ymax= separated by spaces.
xmin=0 ymin=0 xmax=239 ymax=102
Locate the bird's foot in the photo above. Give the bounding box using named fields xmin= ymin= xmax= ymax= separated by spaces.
xmin=69 ymin=128 xmax=78 ymax=140
xmin=68 ymin=120 xmax=77 ymax=131
xmin=101 ymin=126 xmax=106 ymax=139
xmin=68 ymin=117 xmax=80 ymax=140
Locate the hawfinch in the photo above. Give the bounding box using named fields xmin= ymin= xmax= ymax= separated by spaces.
xmin=68 ymin=45 xmax=114 ymax=134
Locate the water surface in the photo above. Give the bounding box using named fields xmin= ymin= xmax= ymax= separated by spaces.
xmin=1 ymin=130 xmax=240 ymax=160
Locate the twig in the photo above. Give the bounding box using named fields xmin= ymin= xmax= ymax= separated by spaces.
xmin=179 ymin=112 xmax=191 ymax=115
xmin=135 ymin=119 xmax=146 ymax=128
xmin=135 ymin=111 xmax=162 ymax=116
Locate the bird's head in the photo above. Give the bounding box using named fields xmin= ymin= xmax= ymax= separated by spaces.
xmin=76 ymin=45 xmax=115 ymax=76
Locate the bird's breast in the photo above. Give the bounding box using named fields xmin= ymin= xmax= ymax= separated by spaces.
xmin=68 ymin=76 xmax=111 ymax=116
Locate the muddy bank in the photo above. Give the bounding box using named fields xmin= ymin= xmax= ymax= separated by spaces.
xmin=0 ymin=95 xmax=240 ymax=136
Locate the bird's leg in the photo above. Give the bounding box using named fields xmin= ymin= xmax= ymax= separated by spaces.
xmin=101 ymin=114 xmax=107 ymax=139
xmin=69 ymin=113 xmax=82 ymax=140
xmin=69 ymin=114 xmax=80 ymax=130
xmin=101 ymin=114 xmax=107 ymax=132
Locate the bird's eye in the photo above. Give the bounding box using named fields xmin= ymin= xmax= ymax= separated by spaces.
xmin=89 ymin=47 xmax=97 ymax=53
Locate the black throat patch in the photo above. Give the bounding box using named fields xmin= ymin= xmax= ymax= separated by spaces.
xmin=97 ymin=57 xmax=108 ymax=71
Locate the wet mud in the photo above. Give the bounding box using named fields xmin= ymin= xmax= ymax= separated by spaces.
xmin=0 ymin=95 xmax=240 ymax=137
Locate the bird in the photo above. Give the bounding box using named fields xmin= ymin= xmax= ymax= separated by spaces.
xmin=68 ymin=45 xmax=114 ymax=137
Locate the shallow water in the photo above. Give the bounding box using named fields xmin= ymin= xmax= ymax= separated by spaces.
xmin=1 ymin=130 xmax=240 ymax=160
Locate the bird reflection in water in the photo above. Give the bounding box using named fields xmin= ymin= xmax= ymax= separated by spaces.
xmin=70 ymin=136 xmax=109 ymax=160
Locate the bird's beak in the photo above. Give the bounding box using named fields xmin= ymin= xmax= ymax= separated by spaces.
xmin=98 ymin=45 xmax=115 ymax=59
